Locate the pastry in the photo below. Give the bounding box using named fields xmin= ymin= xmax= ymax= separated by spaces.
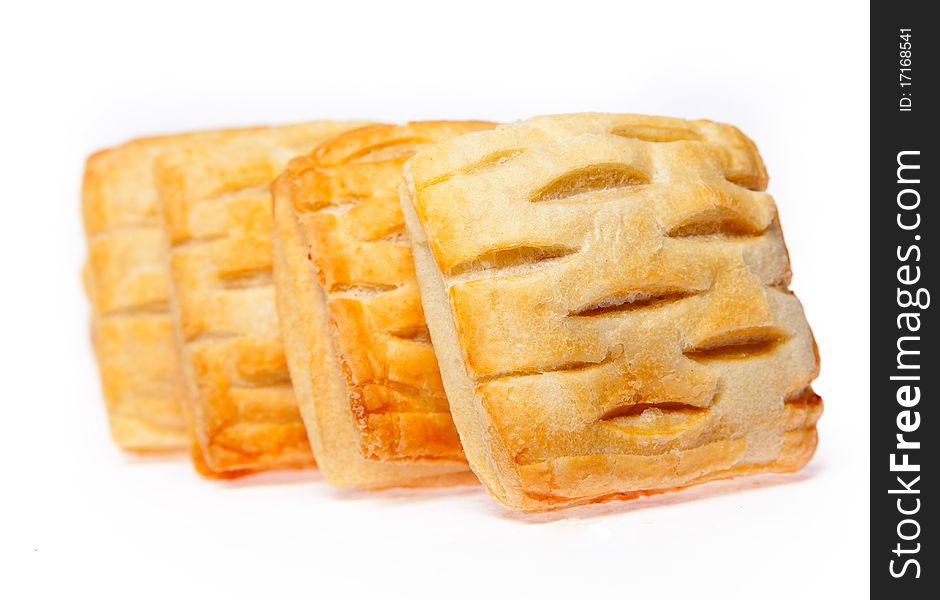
xmin=271 ymin=122 xmax=493 ymax=487
xmin=401 ymin=113 xmax=822 ymax=510
xmin=83 ymin=137 xmax=193 ymax=451
xmin=155 ymin=122 xmax=363 ymax=476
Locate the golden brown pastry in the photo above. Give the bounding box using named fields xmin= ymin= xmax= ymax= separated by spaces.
xmin=155 ymin=122 xmax=363 ymax=476
xmin=271 ymin=122 xmax=493 ymax=487
xmin=83 ymin=135 xmax=201 ymax=452
xmin=401 ymin=113 xmax=822 ymax=511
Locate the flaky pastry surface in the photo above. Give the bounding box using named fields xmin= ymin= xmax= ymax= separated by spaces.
xmin=83 ymin=135 xmax=202 ymax=451
xmin=156 ymin=122 xmax=362 ymax=475
xmin=272 ymin=122 xmax=492 ymax=487
xmin=402 ymin=113 xmax=822 ymax=510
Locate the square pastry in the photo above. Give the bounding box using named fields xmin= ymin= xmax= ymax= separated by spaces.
xmin=83 ymin=136 xmax=195 ymax=452
xmin=272 ymin=122 xmax=493 ymax=487
xmin=155 ymin=122 xmax=362 ymax=476
xmin=401 ymin=113 xmax=822 ymax=510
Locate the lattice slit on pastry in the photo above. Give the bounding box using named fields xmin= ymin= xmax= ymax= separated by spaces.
xmin=401 ymin=113 xmax=822 ymax=511
xmin=153 ymin=122 xmax=364 ymax=477
xmin=271 ymin=122 xmax=493 ymax=488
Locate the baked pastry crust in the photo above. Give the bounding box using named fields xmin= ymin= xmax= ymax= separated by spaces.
xmin=271 ymin=122 xmax=492 ymax=487
xmin=402 ymin=113 xmax=822 ymax=510
xmin=155 ymin=122 xmax=363 ymax=476
xmin=83 ymin=135 xmax=199 ymax=452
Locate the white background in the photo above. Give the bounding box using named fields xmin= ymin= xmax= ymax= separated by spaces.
xmin=1 ymin=1 xmax=870 ymax=598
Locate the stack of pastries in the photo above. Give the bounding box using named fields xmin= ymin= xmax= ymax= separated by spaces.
xmin=83 ymin=114 xmax=822 ymax=511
